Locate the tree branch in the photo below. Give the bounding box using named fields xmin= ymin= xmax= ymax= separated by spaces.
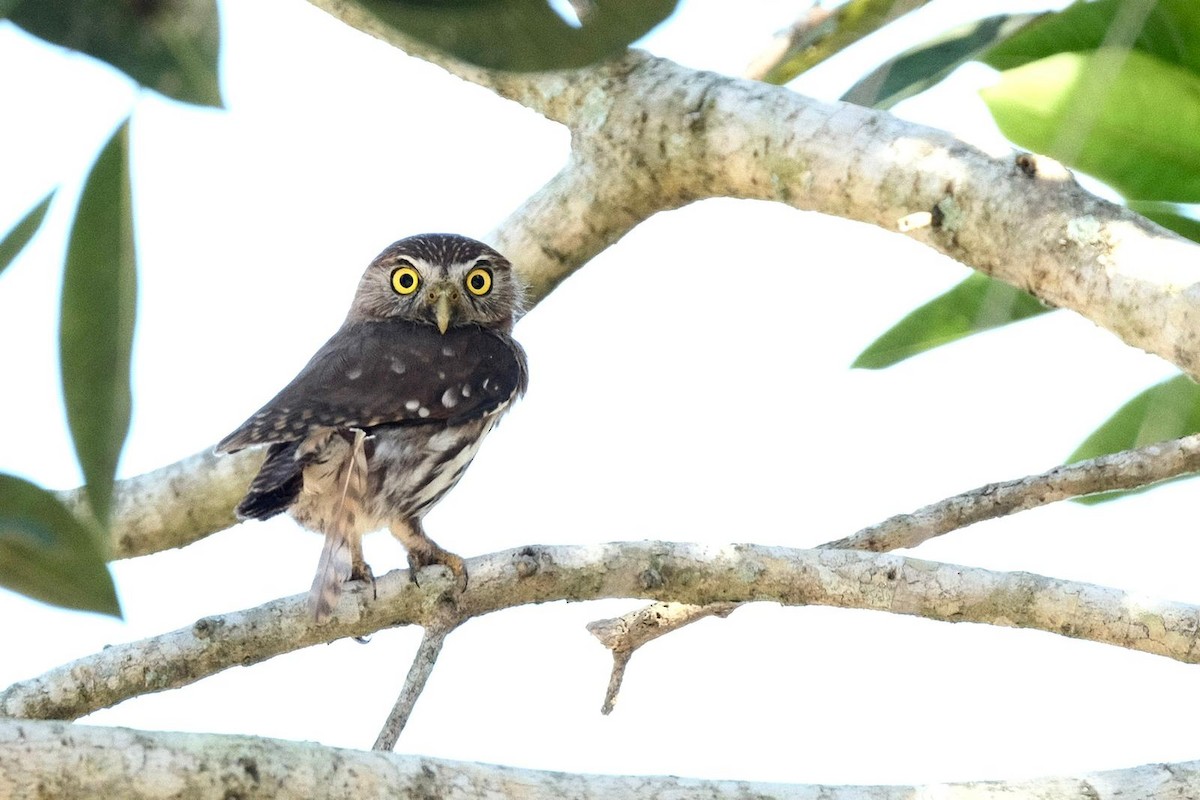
xmin=586 ymin=601 xmax=738 ymax=714
xmin=3 ymin=718 xmax=1199 ymax=799
xmin=61 ymin=447 xmax=264 ymax=560
xmin=744 ymin=0 xmax=934 ymax=84
xmin=589 ymin=433 xmax=1200 ymax=707
xmin=372 ymin=622 xmax=456 ymax=751
xmin=826 ymin=432 xmax=1200 ymax=552
xmin=6 ymin=541 xmax=1200 ymax=721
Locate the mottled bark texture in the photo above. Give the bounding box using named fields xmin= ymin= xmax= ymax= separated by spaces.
xmin=6 ymin=542 xmax=1200 ymax=721
xmin=2 ymin=719 xmax=1199 ymax=800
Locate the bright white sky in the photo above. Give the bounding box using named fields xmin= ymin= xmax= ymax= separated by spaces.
xmin=3 ymin=0 xmax=1198 ymax=788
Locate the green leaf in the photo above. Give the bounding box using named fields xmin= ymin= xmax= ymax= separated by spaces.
xmin=60 ymin=119 xmax=137 ymax=525
xmin=757 ymin=0 xmax=935 ymax=86
xmin=1068 ymin=375 xmax=1200 ymax=505
xmin=984 ymin=0 xmax=1200 ymax=78
xmin=352 ymin=0 xmax=677 ymax=71
xmin=1127 ymin=200 xmax=1200 ymax=243
xmin=853 ymin=273 xmax=1049 ymax=369
xmin=0 ymin=190 xmax=54 ymax=278
xmin=0 ymin=473 xmax=120 ymax=615
xmin=981 ymin=49 xmax=1200 ymax=202
xmin=842 ymin=13 xmax=1039 ymax=109
xmin=6 ymin=0 xmax=222 ymax=107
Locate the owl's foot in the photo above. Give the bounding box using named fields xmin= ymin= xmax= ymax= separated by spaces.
xmin=407 ymin=544 xmax=468 ymax=592
xmin=350 ymin=558 xmax=377 ymax=599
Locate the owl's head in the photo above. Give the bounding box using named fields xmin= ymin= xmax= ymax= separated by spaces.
xmin=348 ymin=234 xmax=524 ymax=332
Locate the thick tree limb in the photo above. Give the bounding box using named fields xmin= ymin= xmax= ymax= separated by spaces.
xmin=60 ymin=447 xmax=265 ymax=560
xmin=3 ymin=718 xmax=1198 ymax=800
xmin=6 ymin=542 xmax=1200 ymax=721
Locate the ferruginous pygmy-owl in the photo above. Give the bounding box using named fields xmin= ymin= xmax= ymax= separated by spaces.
xmin=217 ymin=233 xmax=528 ymax=621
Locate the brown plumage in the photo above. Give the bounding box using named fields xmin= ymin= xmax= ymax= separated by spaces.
xmin=217 ymin=234 xmax=527 ymax=621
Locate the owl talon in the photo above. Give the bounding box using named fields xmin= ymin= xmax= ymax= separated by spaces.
xmin=407 ymin=548 xmax=468 ymax=592
xmin=350 ymin=560 xmax=377 ymax=599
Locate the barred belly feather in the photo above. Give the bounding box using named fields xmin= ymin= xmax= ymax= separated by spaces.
xmin=369 ymin=417 xmax=495 ymax=519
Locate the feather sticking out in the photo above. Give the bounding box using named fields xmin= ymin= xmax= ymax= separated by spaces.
xmin=309 ymin=428 xmax=370 ymax=622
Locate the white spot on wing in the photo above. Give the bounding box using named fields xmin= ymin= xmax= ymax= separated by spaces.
xmin=405 ymin=400 xmax=420 ymax=411
xmin=418 ymin=407 xmax=431 ymax=418
xmin=481 ymin=377 xmax=491 ymax=390
xmin=441 ymin=388 xmax=459 ymax=408
xmin=390 ymin=358 xmax=406 ymax=374
xmin=347 ymin=366 xmax=363 ymax=380
xmin=442 ymin=345 xmax=456 ymax=357
xmin=461 ymin=385 xmax=471 ymax=398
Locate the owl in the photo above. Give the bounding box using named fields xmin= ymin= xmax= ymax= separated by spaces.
xmin=216 ymin=234 xmax=528 ymax=621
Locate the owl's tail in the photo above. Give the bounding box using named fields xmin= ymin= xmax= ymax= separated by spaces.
xmin=309 ymin=428 xmax=371 ymax=622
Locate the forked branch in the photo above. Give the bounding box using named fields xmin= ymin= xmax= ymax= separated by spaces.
xmin=590 ymin=433 xmax=1200 ymax=709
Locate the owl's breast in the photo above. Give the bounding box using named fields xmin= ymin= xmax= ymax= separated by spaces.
xmin=369 ymin=409 xmax=505 ymax=520
xmin=289 ymin=413 xmax=502 ymax=534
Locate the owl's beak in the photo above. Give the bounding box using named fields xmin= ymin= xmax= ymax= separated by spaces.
xmin=434 ymin=293 xmax=453 ymax=334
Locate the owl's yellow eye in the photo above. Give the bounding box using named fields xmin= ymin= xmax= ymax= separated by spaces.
xmin=391 ymin=266 xmax=420 ymax=295
xmin=465 ymin=267 xmax=492 ymax=296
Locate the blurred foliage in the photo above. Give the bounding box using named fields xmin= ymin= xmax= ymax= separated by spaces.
xmin=5 ymin=0 xmax=223 ymax=107
xmin=843 ymin=0 xmax=1200 ymax=498
xmin=841 ymin=13 xmax=1039 ymax=109
xmin=0 ymin=191 xmax=53 ymax=278
xmin=356 ymin=0 xmax=679 ymax=71
xmin=754 ymin=0 xmax=933 ymax=85
xmin=0 ymin=474 xmax=119 ymax=615
xmin=60 ymin=119 xmax=137 ymax=527
xmin=983 ymin=0 xmax=1200 ymax=74
xmin=852 ymin=273 xmax=1046 ymax=369
xmin=983 ymin=49 xmax=1200 ymax=202
xmin=1067 ymin=376 xmax=1200 ymax=504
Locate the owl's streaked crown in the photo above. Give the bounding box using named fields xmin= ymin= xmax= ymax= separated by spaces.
xmin=348 ymin=233 xmax=523 ymax=332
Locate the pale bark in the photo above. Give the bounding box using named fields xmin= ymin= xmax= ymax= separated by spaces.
xmin=372 ymin=624 xmax=454 ymax=750
xmin=2 ymin=718 xmax=1198 ymax=800
xmin=60 ymin=447 xmax=265 ymax=559
xmin=587 ymin=601 xmax=739 ymax=714
xmin=826 ymin=431 xmax=1200 ymax=551
xmin=6 ymin=542 xmax=1200 ymax=721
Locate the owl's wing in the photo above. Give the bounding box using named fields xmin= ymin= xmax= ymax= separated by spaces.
xmin=216 ymin=318 xmax=527 ymax=453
